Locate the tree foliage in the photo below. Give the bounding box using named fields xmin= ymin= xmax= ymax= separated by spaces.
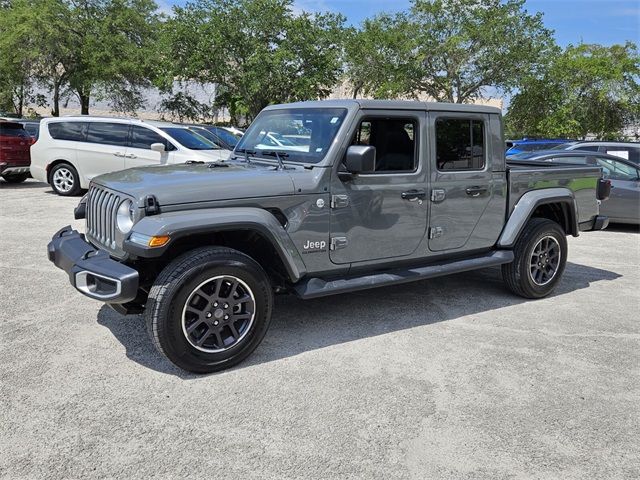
xmin=506 ymin=42 xmax=640 ymax=139
xmin=345 ymin=0 xmax=555 ymax=102
xmin=164 ymin=0 xmax=346 ymax=122
xmin=0 ymin=0 xmax=160 ymax=115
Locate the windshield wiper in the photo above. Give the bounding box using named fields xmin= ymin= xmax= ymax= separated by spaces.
xmin=260 ymin=150 xmax=290 ymax=170
xmin=235 ymin=147 xmax=256 ymax=165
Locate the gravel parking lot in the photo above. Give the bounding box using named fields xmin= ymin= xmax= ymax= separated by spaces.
xmin=1 ymin=179 xmax=639 ymax=480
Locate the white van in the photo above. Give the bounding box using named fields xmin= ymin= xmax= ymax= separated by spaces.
xmin=30 ymin=117 xmax=231 ymax=195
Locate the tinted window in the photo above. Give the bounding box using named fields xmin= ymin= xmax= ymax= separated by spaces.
xmin=0 ymin=123 xmax=29 ymax=137
xmin=576 ymin=145 xmax=601 ymax=152
xmin=352 ymin=118 xmax=416 ymax=172
xmin=597 ymin=158 xmax=639 ymax=181
xmin=48 ymin=122 xmax=88 ymax=141
xmin=129 ymin=125 xmax=174 ymax=150
xmin=436 ymin=118 xmax=485 ymax=170
xmin=160 ymin=127 xmax=219 ymax=150
xmin=210 ymin=127 xmax=240 ymax=148
xmin=86 ymin=122 xmax=129 ymax=146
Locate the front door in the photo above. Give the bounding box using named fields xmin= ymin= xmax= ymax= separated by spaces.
xmin=428 ymin=112 xmax=494 ymax=252
xmin=329 ymin=111 xmax=428 ymax=264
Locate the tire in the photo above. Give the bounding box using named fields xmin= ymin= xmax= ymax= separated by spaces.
xmin=1 ymin=173 xmax=29 ymax=183
xmin=145 ymin=247 xmax=273 ymax=373
xmin=502 ymin=218 xmax=567 ymax=299
xmin=49 ymin=163 xmax=81 ymax=196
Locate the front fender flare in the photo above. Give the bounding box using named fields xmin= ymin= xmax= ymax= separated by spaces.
xmin=498 ymin=188 xmax=578 ymax=248
xmin=124 ymin=207 xmax=307 ymax=282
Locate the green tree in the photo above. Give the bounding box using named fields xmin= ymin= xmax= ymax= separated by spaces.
xmin=164 ymin=0 xmax=346 ymax=122
xmin=345 ymin=0 xmax=555 ymax=102
xmin=506 ymin=42 xmax=640 ymax=139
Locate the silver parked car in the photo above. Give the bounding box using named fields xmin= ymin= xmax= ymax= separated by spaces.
xmin=552 ymin=141 xmax=640 ymax=165
xmin=509 ymin=150 xmax=640 ymax=225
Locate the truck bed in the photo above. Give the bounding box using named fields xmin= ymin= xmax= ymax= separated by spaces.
xmin=506 ymin=159 xmax=603 ymax=222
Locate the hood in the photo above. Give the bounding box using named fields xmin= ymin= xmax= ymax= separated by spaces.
xmin=93 ymin=161 xmax=296 ymax=206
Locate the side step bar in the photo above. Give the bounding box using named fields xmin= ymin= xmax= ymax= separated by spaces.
xmin=294 ymin=250 xmax=514 ymax=299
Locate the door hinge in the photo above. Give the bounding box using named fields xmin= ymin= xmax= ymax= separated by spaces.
xmin=431 ymin=189 xmax=446 ymax=202
xmin=331 ymin=194 xmax=349 ymax=209
xmin=429 ymin=227 xmax=443 ymax=239
xmin=330 ymin=236 xmax=348 ymax=250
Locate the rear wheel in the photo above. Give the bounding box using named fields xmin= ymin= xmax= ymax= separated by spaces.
xmin=1 ymin=172 xmax=29 ymax=183
xmin=502 ymin=218 xmax=567 ymax=299
xmin=50 ymin=163 xmax=81 ymax=196
xmin=145 ymin=247 xmax=273 ymax=373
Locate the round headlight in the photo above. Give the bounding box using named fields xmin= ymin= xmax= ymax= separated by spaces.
xmin=116 ymin=199 xmax=134 ymax=233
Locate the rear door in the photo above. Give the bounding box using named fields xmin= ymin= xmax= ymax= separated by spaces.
xmin=596 ymin=157 xmax=640 ymax=222
xmin=125 ymin=125 xmax=176 ymax=168
xmin=0 ymin=122 xmax=31 ymax=165
xmin=75 ymin=121 xmax=129 ymax=180
xmin=427 ymin=112 xmax=494 ymax=252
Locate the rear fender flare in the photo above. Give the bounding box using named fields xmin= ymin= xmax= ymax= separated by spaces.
xmin=498 ymin=188 xmax=578 ymax=248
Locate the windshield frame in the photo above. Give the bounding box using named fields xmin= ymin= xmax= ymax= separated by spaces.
xmin=233 ymin=107 xmax=350 ymax=166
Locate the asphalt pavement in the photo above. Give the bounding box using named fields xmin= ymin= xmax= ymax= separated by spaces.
xmin=1 ymin=179 xmax=639 ymax=479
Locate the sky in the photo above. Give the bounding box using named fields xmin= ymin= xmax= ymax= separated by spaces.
xmin=166 ymin=0 xmax=639 ymax=47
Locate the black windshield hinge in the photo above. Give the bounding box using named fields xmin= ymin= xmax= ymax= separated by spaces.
xmin=144 ymin=195 xmax=160 ymax=216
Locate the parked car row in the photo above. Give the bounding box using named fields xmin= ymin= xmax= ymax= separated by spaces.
xmin=11 ymin=116 xmax=243 ymax=195
xmin=506 ymin=137 xmax=640 ymax=164
xmin=508 ymin=149 xmax=640 ymax=225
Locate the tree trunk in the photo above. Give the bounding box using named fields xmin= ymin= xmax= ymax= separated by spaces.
xmin=52 ymin=81 xmax=60 ymax=117
xmin=79 ymin=92 xmax=90 ymax=115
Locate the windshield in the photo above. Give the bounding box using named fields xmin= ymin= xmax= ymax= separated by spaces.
xmin=210 ymin=127 xmax=241 ymax=148
xmin=235 ymin=108 xmax=348 ymax=164
xmin=160 ymin=127 xmax=220 ymax=150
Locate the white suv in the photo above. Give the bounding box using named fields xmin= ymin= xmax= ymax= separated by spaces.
xmin=30 ymin=117 xmax=231 ymax=195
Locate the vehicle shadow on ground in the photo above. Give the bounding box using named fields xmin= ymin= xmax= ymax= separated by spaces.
xmin=0 ymin=179 xmax=48 ymax=189
xmin=606 ymin=224 xmax=639 ymax=234
xmin=96 ymin=261 xmax=621 ymax=378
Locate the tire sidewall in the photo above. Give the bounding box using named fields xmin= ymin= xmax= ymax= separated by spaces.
xmin=155 ymin=257 xmax=272 ymax=372
xmin=518 ymin=221 xmax=567 ymax=297
xmin=50 ymin=163 xmax=80 ymax=196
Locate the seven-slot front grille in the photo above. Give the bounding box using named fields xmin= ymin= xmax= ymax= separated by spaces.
xmin=86 ymin=185 xmax=122 ymax=250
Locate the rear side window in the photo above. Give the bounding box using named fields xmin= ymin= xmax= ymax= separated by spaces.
xmin=605 ymin=147 xmax=640 ymax=164
xmin=129 ymin=125 xmax=175 ymax=150
xmin=576 ymin=145 xmax=600 ymax=152
xmin=0 ymin=123 xmax=29 ymax=137
xmin=436 ymin=118 xmax=485 ymax=170
xmin=48 ymin=122 xmax=88 ymax=141
xmin=86 ymin=122 xmax=129 ymax=146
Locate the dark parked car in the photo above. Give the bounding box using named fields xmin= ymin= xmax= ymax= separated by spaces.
xmin=506 ymin=138 xmax=574 ymax=155
xmin=0 ymin=120 xmax=32 ymax=183
xmin=551 ymin=141 xmax=640 ymax=165
xmin=509 ymin=150 xmax=639 ymax=225
xmin=185 ymin=125 xmax=241 ymax=151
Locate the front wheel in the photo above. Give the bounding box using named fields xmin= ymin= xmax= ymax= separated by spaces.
xmin=145 ymin=247 xmax=273 ymax=373
xmin=50 ymin=163 xmax=81 ymax=196
xmin=502 ymin=218 xmax=567 ymax=299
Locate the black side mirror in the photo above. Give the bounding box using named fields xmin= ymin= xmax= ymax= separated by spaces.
xmin=345 ymin=145 xmax=376 ymax=174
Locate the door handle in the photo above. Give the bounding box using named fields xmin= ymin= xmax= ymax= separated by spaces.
xmin=125 ymin=154 xmax=137 ymax=159
xmin=401 ymin=189 xmax=427 ymax=201
xmin=465 ymin=186 xmax=487 ymax=197
xmin=114 ymin=152 xmax=125 ymax=157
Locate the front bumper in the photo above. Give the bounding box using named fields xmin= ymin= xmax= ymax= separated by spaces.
xmin=47 ymin=226 xmax=139 ymax=303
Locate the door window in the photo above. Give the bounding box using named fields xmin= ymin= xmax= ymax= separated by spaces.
xmin=597 ymin=158 xmax=639 ymax=181
xmin=85 ymin=122 xmax=129 ymax=146
xmin=352 ymin=118 xmax=416 ymax=172
xmin=435 ymin=118 xmax=485 ymax=171
xmin=48 ymin=122 xmax=88 ymax=141
xmin=605 ymin=148 xmax=640 ymax=164
xmin=129 ymin=126 xmax=175 ymax=150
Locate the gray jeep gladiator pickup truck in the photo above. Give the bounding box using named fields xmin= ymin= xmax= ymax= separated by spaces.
xmin=47 ymin=100 xmax=611 ymax=373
